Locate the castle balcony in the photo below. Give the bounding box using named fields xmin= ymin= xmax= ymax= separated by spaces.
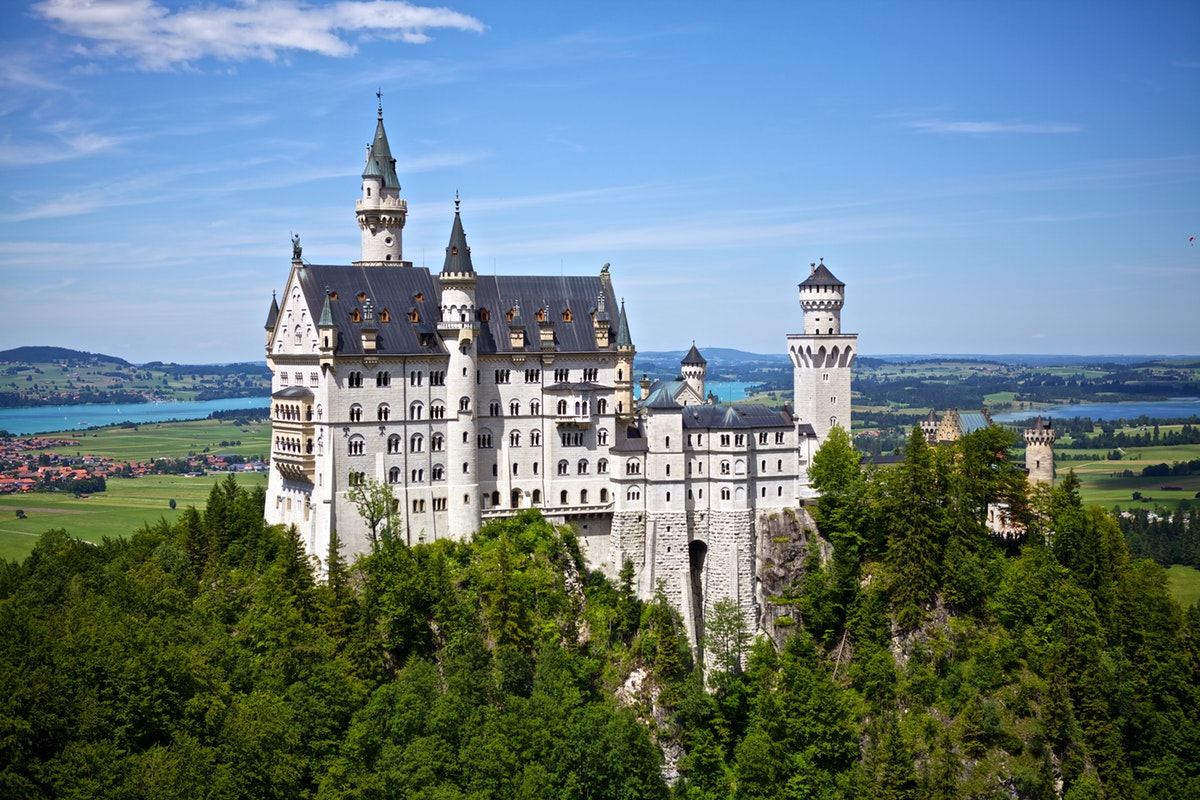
xmin=272 ymin=451 xmax=315 ymax=484
xmin=481 ymin=500 xmax=613 ymax=520
xmin=355 ymin=197 xmax=407 ymax=213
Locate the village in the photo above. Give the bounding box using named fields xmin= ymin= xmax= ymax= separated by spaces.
xmin=0 ymin=434 xmax=267 ymax=495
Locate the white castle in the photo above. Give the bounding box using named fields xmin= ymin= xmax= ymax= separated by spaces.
xmin=264 ymin=103 xmax=856 ymax=645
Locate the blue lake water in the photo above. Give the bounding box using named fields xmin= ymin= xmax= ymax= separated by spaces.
xmin=991 ymin=398 xmax=1200 ymax=423
xmin=0 ymin=397 xmax=270 ymax=436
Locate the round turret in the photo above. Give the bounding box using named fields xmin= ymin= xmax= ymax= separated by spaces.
xmin=1024 ymin=417 xmax=1056 ymax=486
xmin=799 ymin=258 xmax=845 ymax=335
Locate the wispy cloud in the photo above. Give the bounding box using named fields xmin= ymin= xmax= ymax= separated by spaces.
xmin=898 ymin=117 xmax=1082 ymax=135
xmin=0 ymin=120 xmax=122 ymax=167
xmin=32 ymin=0 xmax=486 ymax=70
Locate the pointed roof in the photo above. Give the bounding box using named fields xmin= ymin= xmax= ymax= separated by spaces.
xmin=365 ymin=102 xmax=401 ymax=190
xmin=615 ymin=299 xmax=632 ymax=347
xmin=441 ymin=200 xmax=475 ymax=275
xmin=264 ymin=292 xmax=279 ymax=330
xmin=318 ymin=293 xmax=334 ymax=327
xmin=681 ymin=342 xmax=706 ymax=366
xmin=799 ymin=258 xmax=844 ymax=288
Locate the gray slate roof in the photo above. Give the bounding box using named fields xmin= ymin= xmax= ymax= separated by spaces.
xmin=291 ymin=264 xmax=618 ymax=358
xmin=681 ymin=403 xmax=793 ymax=430
xmin=799 ymin=260 xmax=843 ymax=288
xmin=681 ymin=343 xmax=706 ymax=366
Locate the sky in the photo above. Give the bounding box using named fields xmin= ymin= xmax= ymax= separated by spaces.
xmin=1 ymin=1 xmax=1198 ymax=364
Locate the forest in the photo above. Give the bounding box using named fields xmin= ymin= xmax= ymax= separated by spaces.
xmin=2 ymin=426 xmax=1199 ymax=799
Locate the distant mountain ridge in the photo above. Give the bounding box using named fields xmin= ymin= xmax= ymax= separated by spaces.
xmin=0 ymin=346 xmax=131 ymax=366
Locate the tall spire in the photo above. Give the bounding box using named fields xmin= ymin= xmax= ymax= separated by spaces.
xmin=441 ymin=195 xmax=475 ymax=274
xmin=366 ymin=92 xmax=400 ymax=190
xmin=616 ymin=298 xmax=633 ymax=347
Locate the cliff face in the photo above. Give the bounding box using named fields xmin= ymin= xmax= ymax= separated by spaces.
xmin=755 ymin=506 xmax=827 ymax=647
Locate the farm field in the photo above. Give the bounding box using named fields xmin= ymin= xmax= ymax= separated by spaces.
xmin=1166 ymin=565 xmax=1200 ymax=609
xmin=26 ymin=418 xmax=271 ymax=461
xmin=0 ymin=471 xmax=268 ymax=562
xmin=1063 ymin=442 xmax=1200 ymax=511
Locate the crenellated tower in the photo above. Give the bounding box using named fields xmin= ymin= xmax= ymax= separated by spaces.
xmin=437 ymin=198 xmax=481 ymax=536
xmin=787 ymin=259 xmax=857 ymax=454
xmin=680 ymin=343 xmax=707 ymax=404
xmin=1024 ymin=417 xmax=1056 ymax=486
xmin=355 ymin=95 xmax=408 ymax=265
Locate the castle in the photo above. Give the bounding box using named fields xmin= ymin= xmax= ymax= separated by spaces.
xmin=264 ymin=102 xmax=856 ymax=647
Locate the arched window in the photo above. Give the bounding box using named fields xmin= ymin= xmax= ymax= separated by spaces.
xmin=431 ymin=434 xmax=444 ymax=452
xmin=348 ymin=435 xmax=365 ymax=456
xmin=558 ymin=460 xmax=569 ymax=476
xmin=598 ymin=398 xmax=608 ymax=415
xmin=557 ymin=399 xmax=568 ymax=415
xmin=377 ymin=403 xmax=390 ymax=421
xmin=626 ymin=459 xmax=641 ymax=475
xmin=532 ymin=489 xmax=542 ymax=505
xmin=597 ymin=458 xmax=608 ymax=474
xmin=530 ymin=400 xmax=541 ymax=415
xmin=387 ymin=434 xmax=401 ymax=453
xmin=600 ymin=488 xmax=608 ymax=503
xmin=560 ymin=490 xmax=569 ymax=505
xmin=720 ymin=460 xmax=731 ymax=475
xmin=432 ymin=465 xmax=444 ymax=481
xmin=408 ymin=402 xmax=422 ymax=420
xmin=577 ymin=459 xmax=588 ymax=474
xmin=489 ymin=401 xmax=501 ymax=416
xmin=388 ymin=467 xmax=401 ymax=483
xmin=376 ymin=371 xmax=390 ymax=387
xmin=410 ymin=434 xmax=423 ymax=452
xmin=509 ymin=400 xmax=520 ymax=416
xmin=459 ymin=397 xmax=471 ymax=412
xmin=597 ymin=428 xmax=609 ymax=446
xmin=349 ymin=404 xmax=363 ymax=422
xmin=627 ymin=487 xmax=641 ymax=501
xmin=510 ymin=430 xmax=521 ymax=447
xmin=580 ymin=489 xmax=588 ymax=504
xmin=492 ymin=491 xmax=501 ymax=506
xmin=530 ymin=429 xmax=541 ymax=446
xmin=430 ymin=403 xmax=445 ymax=420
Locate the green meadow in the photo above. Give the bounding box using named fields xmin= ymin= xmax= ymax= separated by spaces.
xmin=1166 ymin=565 xmax=1200 ymax=609
xmin=0 ymin=472 xmax=268 ymax=562
xmin=2 ymin=418 xmax=272 ymax=561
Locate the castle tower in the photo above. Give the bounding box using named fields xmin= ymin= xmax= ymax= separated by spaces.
xmin=1024 ymin=417 xmax=1056 ymax=486
xmin=614 ymin=299 xmax=636 ymax=419
xmin=355 ymin=95 xmax=408 ymax=265
xmin=437 ymin=199 xmax=481 ymax=536
xmin=680 ymin=343 xmax=707 ymax=404
xmin=787 ymin=259 xmax=857 ymax=446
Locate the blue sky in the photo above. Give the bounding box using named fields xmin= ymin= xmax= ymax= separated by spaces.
xmin=1 ymin=1 xmax=1197 ymax=364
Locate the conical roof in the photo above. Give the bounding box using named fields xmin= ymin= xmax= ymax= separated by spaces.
xmin=264 ymin=292 xmax=279 ymax=330
xmin=365 ymin=111 xmax=401 ymax=190
xmin=799 ymin=259 xmax=843 ymax=288
xmin=441 ymin=202 xmax=475 ymax=274
xmin=615 ymin=299 xmax=632 ymax=347
xmin=682 ymin=342 xmax=706 ymax=366
xmin=318 ymin=293 xmax=334 ymax=327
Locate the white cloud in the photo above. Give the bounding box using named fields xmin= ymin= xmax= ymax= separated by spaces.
xmin=900 ymin=118 xmax=1082 ymax=134
xmin=32 ymin=0 xmax=485 ymax=70
xmin=0 ymin=122 xmax=122 ymax=167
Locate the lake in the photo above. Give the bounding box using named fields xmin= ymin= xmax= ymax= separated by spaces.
xmin=0 ymin=397 xmax=269 ymax=436
xmin=991 ymin=398 xmax=1200 ymax=424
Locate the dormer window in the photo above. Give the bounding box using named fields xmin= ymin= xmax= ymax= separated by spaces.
xmin=349 ymin=308 xmax=361 ymax=323
xmin=536 ymin=308 xmax=546 ymax=322
xmin=329 ymin=291 xmax=338 ymax=301
xmin=408 ymin=308 xmax=419 ymax=323
xmin=562 ymin=309 xmax=572 ymax=322
xmin=479 ymin=308 xmax=490 ymax=323
xmin=357 ymin=292 xmax=367 ymax=302
xmin=451 ymin=246 xmax=459 ymax=256
xmin=414 ymin=292 xmax=423 ymax=302
xmin=379 ymin=309 xmax=390 ymax=323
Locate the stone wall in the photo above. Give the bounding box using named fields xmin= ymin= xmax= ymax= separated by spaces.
xmin=755 ymin=506 xmax=824 ymax=648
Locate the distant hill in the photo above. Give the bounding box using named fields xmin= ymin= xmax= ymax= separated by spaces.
xmin=0 ymin=346 xmax=131 ymax=366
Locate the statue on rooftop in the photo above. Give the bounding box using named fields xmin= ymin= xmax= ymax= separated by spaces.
xmin=291 ymin=233 xmax=302 ymax=261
